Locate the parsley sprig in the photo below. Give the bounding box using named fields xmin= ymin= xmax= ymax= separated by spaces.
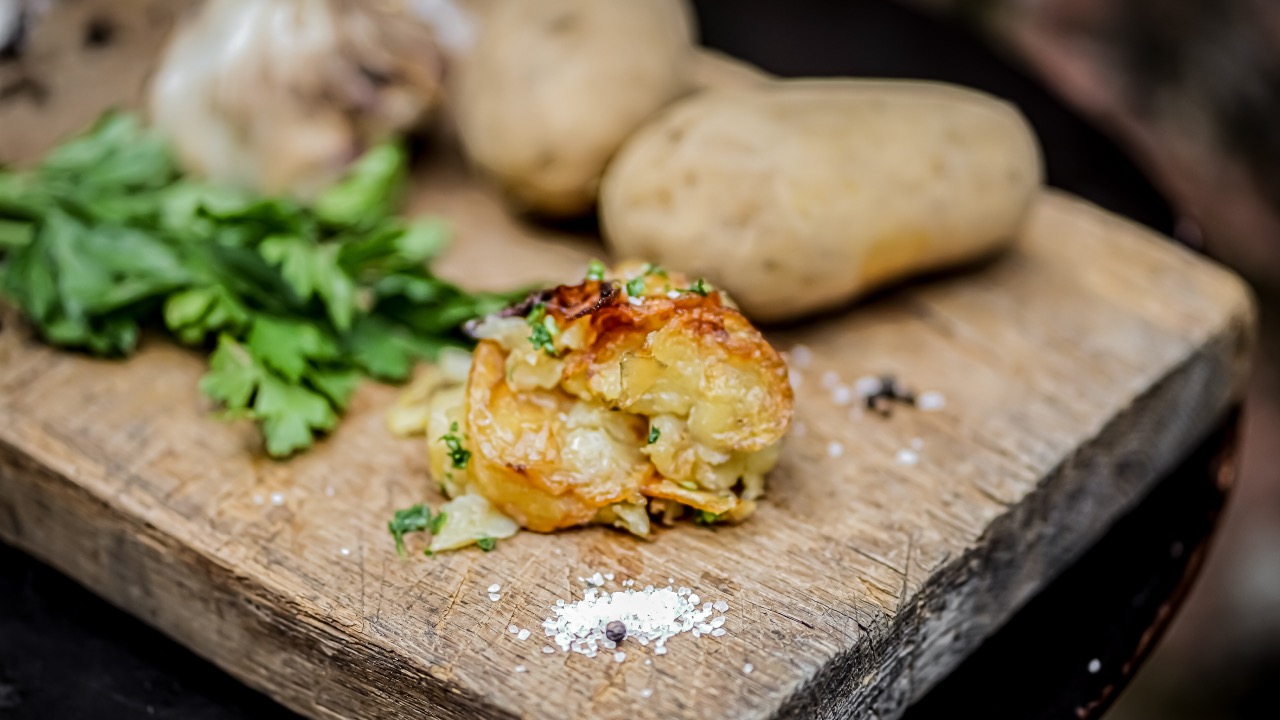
xmin=0 ymin=113 xmax=525 ymax=456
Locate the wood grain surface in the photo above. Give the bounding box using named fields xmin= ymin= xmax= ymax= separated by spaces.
xmin=0 ymin=2 xmax=1256 ymax=719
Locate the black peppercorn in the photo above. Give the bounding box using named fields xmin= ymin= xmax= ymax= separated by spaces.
xmin=605 ymin=621 xmax=627 ymax=643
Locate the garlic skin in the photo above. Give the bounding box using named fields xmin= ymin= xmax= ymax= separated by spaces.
xmin=148 ymin=0 xmax=448 ymax=200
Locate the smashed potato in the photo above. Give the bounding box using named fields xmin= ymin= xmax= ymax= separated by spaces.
xmin=391 ymin=262 xmax=792 ymax=538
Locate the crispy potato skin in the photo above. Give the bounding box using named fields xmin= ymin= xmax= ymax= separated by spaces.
xmin=433 ymin=265 xmax=792 ymax=534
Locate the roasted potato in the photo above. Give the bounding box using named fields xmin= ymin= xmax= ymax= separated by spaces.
xmin=395 ymin=263 xmax=792 ymax=537
xmin=600 ymin=80 xmax=1043 ymax=321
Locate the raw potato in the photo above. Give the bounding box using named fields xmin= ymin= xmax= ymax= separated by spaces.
xmin=454 ymin=0 xmax=696 ymax=217
xmin=600 ymin=80 xmax=1044 ymax=321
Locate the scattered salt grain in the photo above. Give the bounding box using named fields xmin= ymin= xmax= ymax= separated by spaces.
xmin=827 ymin=441 xmax=845 ymax=459
xmin=713 ymin=600 xmax=729 ymax=612
xmin=339 ymin=547 xmax=350 ymax=556
xmin=1087 ymin=658 xmax=1101 ymax=674
xmin=712 ymin=628 xmax=727 ymax=637
xmin=917 ymin=391 xmax=946 ymax=411
xmin=853 ymin=376 xmax=882 ymax=397
xmin=269 ymin=492 xmax=285 ymax=506
xmin=666 ymin=290 xmax=681 ymax=299
xmin=515 ymin=665 xmax=527 ymax=673
xmin=789 ymin=372 xmax=804 ymax=391
xmin=645 ymin=659 xmax=652 ymax=666
xmin=821 ymin=370 xmax=841 ymax=389
xmin=589 ymin=572 xmax=605 ymax=587
xmin=488 ymin=583 xmax=501 ymax=593
xmin=324 ymin=486 xmax=335 ymax=497
xmin=614 ymin=651 xmax=627 ymax=663
xmin=640 ymin=688 xmax=653 ymax=698
xmin=668 ymin=577 xmax=675 ymax=584
xmin=542 ymin=646 xmax=555 ymax=654
xmin=517 ymin=628 xmax=531 ymax=640
xmin=789 ymin=345 xmax=813 ymax=369
xmin=605 ymin=573 xmax=615 ymax=581
xmin=509 ymin=624 xmax=520 ymax=634
xmin=896 ymin=449 xmax=919 ymax=466
xmin=743 ymin=662 xmax=754 ymax=674
xmin=489 ymin=593 xmax=501 ymax=602
xmin=541 ymin=578 xmax=726 ymax=659
xmin=628 ymin=296 xmax=643 ymax=306
xmin=831 ymin=385 xmax=853 ymax=405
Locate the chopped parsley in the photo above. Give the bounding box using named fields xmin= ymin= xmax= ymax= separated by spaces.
xmin=476 ymin=536 xmax=498 ymax=552
xmin=440 ymin=421 xmax=471 ymax=469
xmin=688 ymin=278 xmax=709 ymax=296
xmin=585 ymin=259 xmax=607 ymax=281
xmin=641 ymin=263 xmax=667 ymax=278
xmin=388 ymin=503 xmax=433 ymax=556
xmin=647 ymin=425 xmax=661 ymax=444
xmin=626 ymin=276 xmax=646 ymax=297
xmin=428 ymin=511 xmax=448 ymax=535
xmin=694 ymin=510 xmax=725 ymax=525
xmin=526 ymin=303 xmax=558 ymax=356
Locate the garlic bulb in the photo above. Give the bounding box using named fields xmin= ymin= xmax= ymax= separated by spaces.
xmin=148 ymin=0 xmax=449 ymax=200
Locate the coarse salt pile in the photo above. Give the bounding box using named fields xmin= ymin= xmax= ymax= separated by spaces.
xmin=542 ymin=581 xmax=727 ymax=658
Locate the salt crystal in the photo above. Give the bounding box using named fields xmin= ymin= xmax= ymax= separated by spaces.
xmin=489 ymin=593 xmax=501 ymax=602
xmin=853 ymin=376 xmax=882 ymax=397
xmin=688 ymin=594 xmax=699 ymax=605
xmin=1088 ymin=658 xmax=1101 ymax=674
xmin=488 ymin=583 xmax=501 ymax=593
xmin=589 ymin=572 xmax=605 ymax=586
xmin=666 ymin=290 xmax=681 ymax=299
xmin=542 ymin=646 xmax=555 ymax=654
xmin=896 ymin=449 xmax=919 ymax=466
xmin=614 ymin=651 xmax=627 ymax=663
xmin=831 ymin=385 xmax=853 ymax=405
xmin=540 ymin=577 xmax=723 ymax=659
xmin=743 ymin=662 xmax=754 ymax=674
xmin=828 ymin=441 xmax=845 ymax=458
xmin=713 ymin=600 xmax=729 ymax=612
xmin=605 ymin=573 xmax=615 ymax=581
xmin=712 ymin=628 xmax=727 ymax=637
xmin=340 ymin=548 xmax=350 ymax=556
xmin=324 ymin=486 xmax=335 ymax=497
xmin=918 ymin=391 xmax=946 ymax=411
xmin=515 ymin=665 xmax=526 ymax=673
xmin=821 ymin=370 xmax=841 ymax=389
xmin=789 ymin=372 xmax=804 ymax=391
xmin=509 ymin=624 xmax=519 ymax=634
xmin=790 ymin=345 xmax=813 ymax=370
xmin=710 ymin=616 xmax=726 ymax=628
xmin=645 ymin=659 xmax=652 ymax=666
xmin=269 ymin=492 xmax=285 ymax=506
xmin=655 ymin=646 xmax=668 ymax=656
xmin=640 ymin=688 xmax=653 ymax=698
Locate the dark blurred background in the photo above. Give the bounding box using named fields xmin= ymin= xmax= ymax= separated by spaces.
xmin=1 ymin=0 xmax=1277 ymax=718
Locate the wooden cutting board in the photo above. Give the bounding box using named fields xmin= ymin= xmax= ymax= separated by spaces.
xmin=0 ymin=1 xmax=1255 ymax=719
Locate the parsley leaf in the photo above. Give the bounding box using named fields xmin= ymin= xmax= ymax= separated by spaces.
xmin=476 ymin=536 xmax=498 ymax=552
xmin=388 ymin=503 xmax=433 ymax=557
xmin=688 ymin=278 xmax=709 ymax=296
xmin=694 ymin=510 xmax=724 ymax=526
xmin=647 ymin=425 xmax=661 ymax=444
xmin=440 ymin=421 xmax=471 ymax=469
xmin=0 ymin=114 xmax=537 ymax=458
